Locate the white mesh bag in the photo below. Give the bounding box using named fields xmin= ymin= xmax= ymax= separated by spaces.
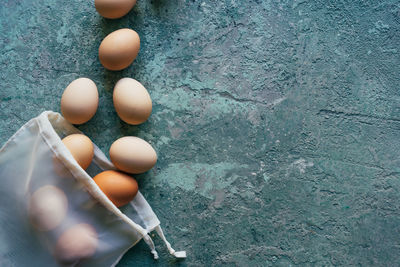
xmin=0 ymin=111 xmax=185 ymax=266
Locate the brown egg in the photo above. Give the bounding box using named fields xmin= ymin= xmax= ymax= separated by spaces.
xmin=99 ymin=29 xmax=140 ymax=71
xmin=29 ymin=186 xmax=68 ymax=231
xmin=61 ymin=78 xmax=99 ymax=124
xmin=95 ymin=0 xmax=137 ymax=19
xmin=113 ymin=78 xmax=152 ymax=125
xmin=109 ymin=136 xmax=157 ymax=174
xmin=55 ymin=224 xmax=98 ymax=264
xmin=62 ymin=134 xmax=94 ymax=170
xmin=93 ymin=170 xmax=138 ymax=207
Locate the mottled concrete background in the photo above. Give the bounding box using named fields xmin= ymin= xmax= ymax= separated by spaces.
xmin=1 ymin=0 xmax=400 ymax=266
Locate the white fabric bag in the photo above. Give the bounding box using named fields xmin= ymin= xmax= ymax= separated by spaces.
xmin=0 ymin=111 xmax=185 ymax=266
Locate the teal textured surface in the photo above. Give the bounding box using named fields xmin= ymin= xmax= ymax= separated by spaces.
xmin=1 ymin=0 xmax=400 ymax=266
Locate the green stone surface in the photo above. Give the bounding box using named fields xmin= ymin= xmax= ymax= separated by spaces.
xmin=1 ymin=0 xmax=400 ymax=266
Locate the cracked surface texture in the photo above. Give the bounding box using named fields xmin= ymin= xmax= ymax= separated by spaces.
xmin=1 ymin=0 xmax=400 ymax=266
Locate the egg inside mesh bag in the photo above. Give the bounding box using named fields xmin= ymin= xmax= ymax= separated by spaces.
xmin=0 ymin=111 xmax=185 ymax=266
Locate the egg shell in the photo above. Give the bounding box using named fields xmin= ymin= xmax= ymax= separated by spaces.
xmin=62 ymin=134 xmax=94 ymax=170
xmin=61 ymin=78 xmax=99 ymax=124
xmin=55 ymin=223 xmax=98 ymax=264
xmin=95 ymin=0 xmax=137 ymax=19
xmin=109 ymin=137 xmax=157 ymax=174
xmin=93 ymin=170 xmax=138 ymax=207
xmin=99 ymin=29 xmax=140 ymax=71
xmin=29 ymin=185 xmax=68 ymax=231
xmin=113 ymin=78 xmax=152 ymax=125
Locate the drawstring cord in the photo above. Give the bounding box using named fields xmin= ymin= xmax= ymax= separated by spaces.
xmin=143 ymin=234 xmax=159 ymax=259
xmin=155 ymin=225 xmax=187 ymax=258
xmin=142 ymin=226 xmax=186 ymax=259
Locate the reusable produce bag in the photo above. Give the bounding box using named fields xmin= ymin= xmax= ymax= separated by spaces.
xmin=0 ymin=111 xmax=185 ymax=266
